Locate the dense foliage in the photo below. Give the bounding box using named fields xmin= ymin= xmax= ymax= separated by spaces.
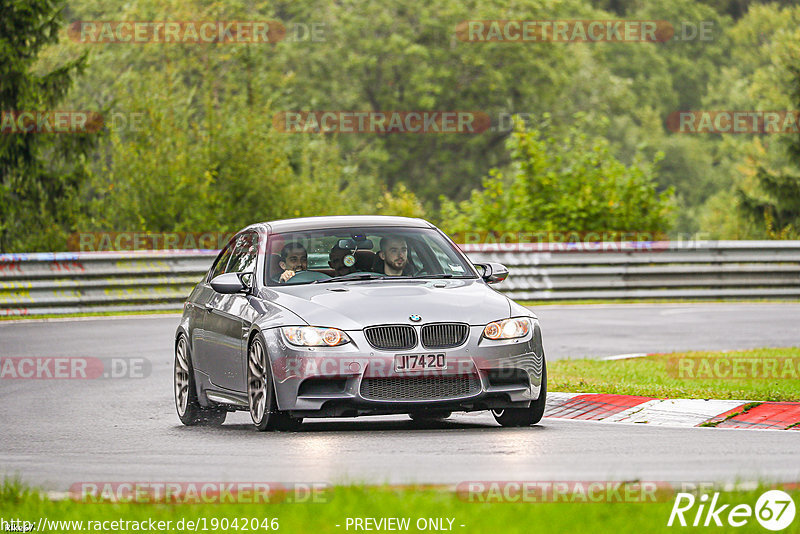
xmin=0 ymin=0 xmax=94 ymax=251
xmin=3 ymin=0 xmax=800 ymax=251
xmin=441 ymin=115 xmax=673 ymax=235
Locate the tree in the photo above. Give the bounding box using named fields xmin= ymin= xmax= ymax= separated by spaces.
xmin=440 ymin=115 xmax=674 ymax=236
xmin=273 ymin=0 xmax=640 ymax=203
xmin=700 ymin=3 xmax=800 ymax=238
xmin=83 ymin=49 xmax=424 ymax=235
xmin=0 ymin=0 xmax=95 ymax=251
xmin=737 ymin=65 xmax=800 ymax=238
xmin=695 ymin=0 xmax=796 ymax=20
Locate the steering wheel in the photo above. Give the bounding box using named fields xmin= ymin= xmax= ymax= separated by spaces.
xmin=283 ymin=270 xmax=331 ymax=284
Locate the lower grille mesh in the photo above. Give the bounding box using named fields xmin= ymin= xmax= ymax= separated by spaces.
xmin=360 ymin=375 xmax=480 ymax=401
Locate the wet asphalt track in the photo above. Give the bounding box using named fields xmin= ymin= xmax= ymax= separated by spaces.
xmin=1 ymin=303 xmax=798 ymax=490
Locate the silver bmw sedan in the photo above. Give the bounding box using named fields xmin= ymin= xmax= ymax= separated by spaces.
xmin=174 ymin=216 xmax=546 ymax=431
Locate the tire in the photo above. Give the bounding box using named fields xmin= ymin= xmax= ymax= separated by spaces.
xmin=492 ymin=361 xmax=547 ymax=427
xmin=409 ymin=411 xmax=451 ymax=422
xmin=174 ymin=334 xmax=227 ymax=426
xmin=247 ymin=333 xmax=303 ymax=432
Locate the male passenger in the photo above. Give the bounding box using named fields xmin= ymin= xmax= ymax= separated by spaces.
xmin=377 ymin=236 xmax=413 ymax=276
xmin=277 ymin=242 xmax=308 ymax=283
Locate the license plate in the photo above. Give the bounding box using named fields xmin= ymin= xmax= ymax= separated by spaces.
xmin=394 ymin=353 xmax=446 ymax=372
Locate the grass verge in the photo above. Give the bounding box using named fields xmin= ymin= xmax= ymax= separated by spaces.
xmin=549 ymin=347 xmax=800 ymax=401
xmin=2 ymin=480 xmax=799 ymax=534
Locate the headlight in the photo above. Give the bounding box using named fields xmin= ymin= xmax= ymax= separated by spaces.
xmin=483 ymin=318 xmax=531 ymax=340
xmin=281 ymin=326 xmax=350 ymax=347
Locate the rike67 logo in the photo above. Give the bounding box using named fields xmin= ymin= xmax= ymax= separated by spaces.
xmin=668 ymin=490 xmax=796 ymax=531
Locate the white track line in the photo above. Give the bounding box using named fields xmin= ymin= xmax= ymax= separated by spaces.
xmin=601 ymin=353 xmax=650 ymax=361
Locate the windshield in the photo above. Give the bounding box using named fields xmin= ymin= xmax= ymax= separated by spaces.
xmin=265 ymin=226 xmax=477 ymax=286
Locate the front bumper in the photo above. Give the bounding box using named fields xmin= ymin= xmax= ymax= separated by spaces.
xmin=261 ymin=324 xmax=544 ymax=417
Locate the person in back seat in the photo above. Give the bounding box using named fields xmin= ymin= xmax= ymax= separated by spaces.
xmin=354 ymin=250 xmax=376 ymax=272
xmin=328 ymin=245 xmax=358 ymax=277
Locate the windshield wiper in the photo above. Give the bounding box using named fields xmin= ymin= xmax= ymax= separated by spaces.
xmin=312 ymin=273 xmax=387 ymax=284
xmin=372 ymin=274 xmax=458 ymax=280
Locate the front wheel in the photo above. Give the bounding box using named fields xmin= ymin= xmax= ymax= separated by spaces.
xmin=492 ymin=361 xmax=547 ymax=427
xmin=174 ymin=334 xmax=227 ymax=426
xmin=248 ymin=334 xmax=303 ymax=431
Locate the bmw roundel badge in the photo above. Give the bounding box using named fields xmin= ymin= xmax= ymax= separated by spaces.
xmin=409 ymin=314 xmax=421 ymax=322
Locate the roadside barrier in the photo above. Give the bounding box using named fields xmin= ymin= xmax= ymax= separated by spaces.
xmin=462 ymin=240 xmax=800 ymax=301
xmin=1 ymin=241 xmax=798 ymax=315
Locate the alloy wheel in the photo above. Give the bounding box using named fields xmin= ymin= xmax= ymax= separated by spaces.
xmin=174 ymin=336 xmax=190 ymax=416
xmin=248 ymin=338 xmax=267 ymax=424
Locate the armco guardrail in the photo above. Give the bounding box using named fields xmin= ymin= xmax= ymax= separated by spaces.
xmin=1 ymin=241 xmax=799 ymax=316
xmin=462 ymin=240 xmax=800 ymax=300
xmin=0 ymin=250 xmax=217 ymax=316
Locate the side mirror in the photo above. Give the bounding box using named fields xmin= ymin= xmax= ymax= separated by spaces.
xmin=475 ymin=262 xmax=509 ymax=284
xmin=210 ymin=272 xmax=249 ymax=294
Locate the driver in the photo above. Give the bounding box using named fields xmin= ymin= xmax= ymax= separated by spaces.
xmin=378 ymin=236 xmax=413 ymax=276
xmin=328 ymin=245 xmax=358 ymax=277
xmin=277 ymin=242 xmax=308 ymax=283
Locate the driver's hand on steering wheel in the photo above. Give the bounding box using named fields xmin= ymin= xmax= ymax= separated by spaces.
xmin=279 ymin=270 xmax=296 ymax=283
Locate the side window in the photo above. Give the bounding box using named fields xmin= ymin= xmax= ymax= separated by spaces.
xmin=207 ymin=241 xmax=234 ymax=282
xmin=227 ymin=232 xmax=259 ymax=274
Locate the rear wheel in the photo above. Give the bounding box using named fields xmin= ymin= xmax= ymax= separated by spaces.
xmin=492 ymin=361 xmax=547 ymax=427
xmin=174 ymin=334 xmax=227 ymax=426
xmin=248 ymin=334 xmax=303 ymax=431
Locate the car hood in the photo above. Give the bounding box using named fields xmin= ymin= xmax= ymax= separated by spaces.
xmin=261 ymin=279 xmax=514 ymax=330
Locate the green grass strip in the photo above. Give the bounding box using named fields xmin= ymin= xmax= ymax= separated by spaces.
xmin=3 ymin=480 xmax=800 ymax=534
xmin=549 ymin=348 xmax=800 ymax=401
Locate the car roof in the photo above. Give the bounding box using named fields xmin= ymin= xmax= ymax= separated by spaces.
xmin=252 ymin=215 xmax=435 ymax=234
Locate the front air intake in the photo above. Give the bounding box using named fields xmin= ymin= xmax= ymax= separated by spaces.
xmin=360 ymin=375 xmax=480 ymax=401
